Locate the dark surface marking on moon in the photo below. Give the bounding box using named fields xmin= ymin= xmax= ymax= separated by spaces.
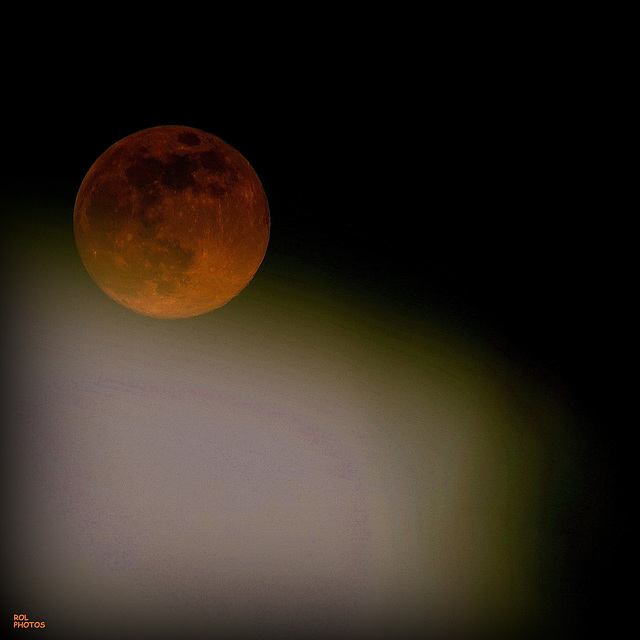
xmin=161 ymin=154 xmax=199 ymax=192
xmin=177 ymin=131 xmax=201 ymax=146
xmin=125 ymin=156 xmax=165 ymax=187
xmin=198 ymin=148 xmax=231 ymax=175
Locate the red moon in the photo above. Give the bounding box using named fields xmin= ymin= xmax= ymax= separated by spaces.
xmin=74 ymin=125 xmax=270 ymax=319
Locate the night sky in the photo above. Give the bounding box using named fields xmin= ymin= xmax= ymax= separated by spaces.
xmin=1 ymin=27 xmax=624 ymax=640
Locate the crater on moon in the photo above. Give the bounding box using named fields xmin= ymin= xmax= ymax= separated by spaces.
xmin=74 ymin=125 xmax=270 ymax=319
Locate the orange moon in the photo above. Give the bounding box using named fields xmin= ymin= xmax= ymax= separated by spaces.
xmin=74 ymin=125 xmax=270 ymax=319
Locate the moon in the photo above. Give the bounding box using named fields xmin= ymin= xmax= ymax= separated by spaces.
xmin=73 ymin=125 xmax=270 ymax=319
